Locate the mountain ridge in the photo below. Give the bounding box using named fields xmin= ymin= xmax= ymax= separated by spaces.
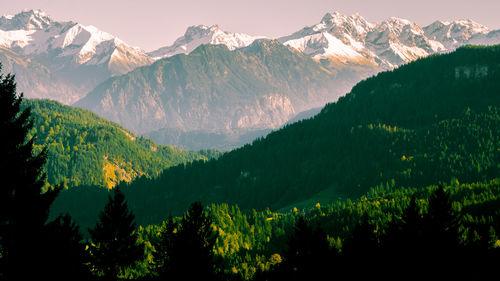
xmin=75 ymin=39 xmax=363 ymax=135
xmin=279 ymin=11 xmax=498 ymax=68
xmin=148 ymin=24 xmax=265 ymax=59
xmin=1 ymin=9 xmax=499 ymax=106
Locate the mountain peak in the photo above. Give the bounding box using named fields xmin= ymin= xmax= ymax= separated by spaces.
xmin=0 ymin=9 xmax=53 ymax=31
xmin=451 ymin=19 xmax=490 ymax=33
xmin=321 ymin=11 xmax=348 ymax=24
xmin=149 ymin=24 xmax=263 ymax=59
xmin=185 ymin=24 xmax=218 ymax=35
xmin=423 ymin=18 xmax=491 ymax=48
xmin=381 ymin=17 xmax=415 ymax=27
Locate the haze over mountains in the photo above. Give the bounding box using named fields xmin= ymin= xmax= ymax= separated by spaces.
xmin=1 ymin=9 xmax=500 ymax=149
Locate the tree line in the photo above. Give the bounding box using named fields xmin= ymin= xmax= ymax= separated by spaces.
xmin=94 ymin=44 xmax=500 ymax=217
xmin=2 ymin=45 xmax=500 ymax=280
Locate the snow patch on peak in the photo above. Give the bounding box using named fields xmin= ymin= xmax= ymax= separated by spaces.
xmin=423 ymin=19 xmax=490 ymax=49
xmin=0 ymin=9 xmax=53 ymax=31
xmin=0 ymin=10 xmax=152 ymax=74
xmin=148 ymin=25 xmax=264 ymax=60
xmin=281 ymin=12 xmax=495 ymax=69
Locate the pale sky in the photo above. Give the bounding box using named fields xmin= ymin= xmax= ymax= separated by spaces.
xmin=2 ymin=0 xmax=499 ymax=52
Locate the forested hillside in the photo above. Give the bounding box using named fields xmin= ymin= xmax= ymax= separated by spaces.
xmin=3 ymin=7 xmax=500 ymax=280
xmin=126 ymin=45 xmax=500 ymax=216
xmin=53 ymin=45 xmax=500 ymax=224
xmin=24 ymin=99 xmax=206 ymax=188
xmin=51 ymin=178 xmax=500 ymax=279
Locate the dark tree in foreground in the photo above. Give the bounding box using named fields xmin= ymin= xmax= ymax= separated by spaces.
xmin=153 ymin=215 xmax=177 ymax=278
xmin=382 ymin=195 xmax=424 ymax=256
xmin=423 ymin=185 xmax=460 ymax=252
xmin=342 ymin=212 xmax=378 ymax=257
xmin=339 ymin=212 xmax=380 ymax=275
xmin=157 ymin=202 xmax=220 ymax=281
xmin=0 ymin=64 xmax=60 ymax=279
xmin=278 ymin=216 xmax=332 ymax=281
xmin=45 ymin=214 xmax=90 ymax=280
xmin=89 ymin=187 xmax=144 ymax=279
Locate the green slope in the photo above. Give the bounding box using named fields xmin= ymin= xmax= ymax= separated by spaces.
xmin=54 ymin=45 xmax=500 ymax=226
xmin=24 ymin=99 xmax=205 ymax=188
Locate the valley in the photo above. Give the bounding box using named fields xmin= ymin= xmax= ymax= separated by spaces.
xmin=0 ymin=5 xmax=499 ymax=281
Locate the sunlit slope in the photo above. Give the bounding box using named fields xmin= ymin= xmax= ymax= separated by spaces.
xmin=25 ymin=99 xmax=205 ymax=188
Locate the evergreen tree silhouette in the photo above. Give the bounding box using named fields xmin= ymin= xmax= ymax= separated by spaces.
xmin=89 ymin=187 xmax=144 ymax=280
xmin=0 ymin=64 xmax=60 ymax=279
xmin=383 ymin=195 xmax=423 ymax=253
xmin=341 ymin=212 xmax=379 ymax=273
xmin=44 ymin=214 xmax=91 ymax=280
xmin=420 ymin=185 xmax=461 ymax=274
xmin=279 ymin=216 xmax=332 ymax=281
xmin=343 ymin=213 xmax=378 ymax=256
xmin=423 ymin=185 xmax=459 ymax=252
xmin=153 ymin=215 xmax=177 ymax=278
xmin=160 ymin=202 xmax=220 ymax=281
xmin=381 ymin=195 xmax=426 ymax=274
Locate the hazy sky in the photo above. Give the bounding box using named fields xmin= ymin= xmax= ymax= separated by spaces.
xmin=2 ymin=0 xmax=499 ymax=51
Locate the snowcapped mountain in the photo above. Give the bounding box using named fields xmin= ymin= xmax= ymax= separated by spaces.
xmin=278 ymin=12 xmax=378 ymax=66
xmin=148 ymin=24 xmax=264 ymax=59
xmin=279 ymin=12 xmax=499 ymax=69
xmin=0 ymin=9 xmax=153 ymax=104
xmin=364 ymin=17 xmax=445 ymax=67
xmin=423 ymin=19 xmax=490 ymax=49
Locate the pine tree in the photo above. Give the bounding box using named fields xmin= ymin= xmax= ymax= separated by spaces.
xmin=88 ymin=187 xmax=144 ymax=279
xmin=341 ymin=212 xmax=379 ymax=273
xmin=343 ymin=213 xmax=378 ymax=255
xmin=161 ymin=202 xmax=219 ymax=281
xmin=422 ymin=185 xmax=460 ymax=257
xmin=44 ymin=214 xmax=90 ymax=280
xmin=383 ymin=195 xmax=423 ymax=252
xmin=0 ymin=64 xmax=60 ymax=279
xmin=153 ymin=215 xmax=177 ymax=278
xmin=279 ymin=216 xmax=332 ymax=281
xmin=380 ymin=195 xmax=425 ymax=273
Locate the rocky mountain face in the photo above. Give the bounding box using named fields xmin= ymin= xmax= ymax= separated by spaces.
xmin=0 ymin=46 xmax=81 ymax=103
xmin=75 ymin=40 xmax=363 ymax=136
xmin=0 ymin=9 xmax=153 ymax=104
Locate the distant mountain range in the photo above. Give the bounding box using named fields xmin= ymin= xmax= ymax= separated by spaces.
xmin=1 ymin=9 xmax=500 ymax=149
